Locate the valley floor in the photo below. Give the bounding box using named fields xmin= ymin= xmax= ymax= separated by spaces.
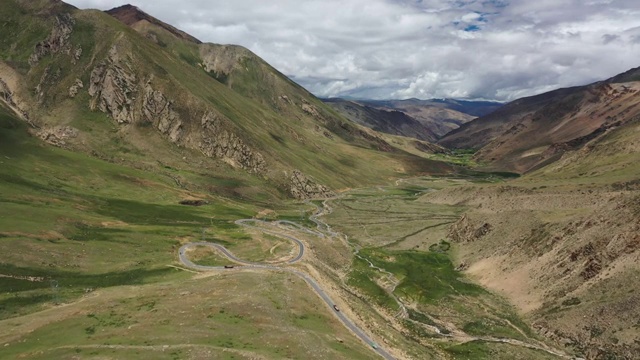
xmin=1 ymin=172 xmax=578 ymax=360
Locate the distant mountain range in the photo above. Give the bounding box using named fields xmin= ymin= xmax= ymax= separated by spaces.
xmin=323 ymin=97 xmax=503 ymax=140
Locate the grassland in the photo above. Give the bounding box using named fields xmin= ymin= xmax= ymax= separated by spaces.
xmin=0 ymin=272 xmax=376 ymax=360
xmin=0 ymin=103 xmax=387 ymax=359
xmin=0 ymin=104 xmax=570 ymax=359
xmin=326 ymin=182 xmax=464 ymax=250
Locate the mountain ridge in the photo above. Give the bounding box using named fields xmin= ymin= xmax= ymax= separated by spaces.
xmin=323 ymin=97 xmax=503 ymax=139
xmin=323 ymin=98 xmax=439 ymax=142
xmin=106 ymin=4 xmax=202 ymax=44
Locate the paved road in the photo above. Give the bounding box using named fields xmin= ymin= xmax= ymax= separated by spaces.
xmin=178 ymin=218 xmax=395 ymax=360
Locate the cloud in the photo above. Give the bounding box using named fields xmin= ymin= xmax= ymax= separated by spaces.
xmin=602 ymin=34 xmax=619 ymax=44
xmin=67 ymin=0 xmax=640 ymax=101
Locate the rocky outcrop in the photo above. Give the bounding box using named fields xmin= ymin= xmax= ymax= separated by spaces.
xmin=199 ymin=112 xmax=266 ymax=173
xmin=28 ymin=13 xmax=75 ymax=66
xmin=301 ymin=100 xmax=321 ymax=118
xmin=34 ymin=65 xmax=63 ymax=103
xmin=71 ymin=46 xmax=82 ymax=65
xmin=289 ymin=170 xmax=335 ymax=199
xmin=0 ymin=79 xmax=13 ymax=105
xmin=36 ymin=126 xmax=79 ymax=147
xmin=84 ymin=45 xmax=266 ymax=174
xmin=142 ymin=83 xmax=182 ymax=142
xmin=448 ymin=214 xmax=492 ymax=243
xmin=139 ymin=82 xmax=265 ymax=173
xmin=199 ymin=44 xmax=251 ymax=78
xmin=68 ymin=78 xmax=83 ymax=98
xmin=0 ymin=77 xmax=32 ymax=126
xmin=88 ymin=46 xmax=137 ymax=124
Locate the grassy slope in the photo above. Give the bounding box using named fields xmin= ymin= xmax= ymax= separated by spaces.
xmin=0 ymin=104 xmax=235 ymax=314
xmin=0 ymin=102 xmax=381 ymax=359
xmin=3 ymin=1 xmax=452 ymax=196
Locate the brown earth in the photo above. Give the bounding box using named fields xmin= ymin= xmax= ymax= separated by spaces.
xmin=422 ymin=181 xmax=640 ymax=359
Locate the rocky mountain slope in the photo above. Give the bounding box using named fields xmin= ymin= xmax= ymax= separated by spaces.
xmin=439 ymin=69 xmax=640 ymax=174
xmin=423 ymin=135 xmax=640 ymax=358
xmin=323 ymin=98 xmax=438 ymax=142
xmin=0 ymin=0 xmax=451 ymax=200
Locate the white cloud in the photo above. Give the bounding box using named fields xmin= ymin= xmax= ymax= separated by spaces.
xmin=66 ymin=0 xmax=640 ymax=101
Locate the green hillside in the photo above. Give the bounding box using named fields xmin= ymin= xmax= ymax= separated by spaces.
xmin=0 ymin=0 xmax=451 ymax=201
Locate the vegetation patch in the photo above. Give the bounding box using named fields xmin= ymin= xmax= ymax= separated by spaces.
xmin=428 ymin=239 xmax=451 ymax=253
xmin=562 ymin=297 xmax=581 ymax=306
xmin=355 ymin=248 xmax=486 ymax=304
xmin=462 ymin=317 xmax=527 ymax=341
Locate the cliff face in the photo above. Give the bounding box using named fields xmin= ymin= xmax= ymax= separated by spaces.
xmin=88 ymin=46 xmax=137 ymax=124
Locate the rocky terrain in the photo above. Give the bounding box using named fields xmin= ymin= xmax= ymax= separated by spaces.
xmin=424 ymin=179 xmax=640 ymax=359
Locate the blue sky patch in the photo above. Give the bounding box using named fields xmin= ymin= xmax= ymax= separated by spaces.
xmin=464 ymin=25 xmax=481 ymax=32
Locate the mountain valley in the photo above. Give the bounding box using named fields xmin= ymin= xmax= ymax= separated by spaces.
xmin=0 ymin=1 xmax=638 ymax=360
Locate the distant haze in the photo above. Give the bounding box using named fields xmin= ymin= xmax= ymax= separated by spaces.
xmin=68 ymin=0 xmax=640 ymax=101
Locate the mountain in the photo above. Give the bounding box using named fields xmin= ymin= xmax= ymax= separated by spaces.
xmin=106 ymin=4 xmax=202 ymax=44
xmin=426 ymin=67 xmax=640 ymax=358
xmin=424 ymin=105 xmax=640 ymax=359
xmin=439 ymin=69 xmax=640 ymax=173
xmin=359 ymin=98 xmax=503 ymax=138
xmin=0 ymin=0 xmax=452 ymax=202
xmin=323 ymin=98 xmax=438 ymax=142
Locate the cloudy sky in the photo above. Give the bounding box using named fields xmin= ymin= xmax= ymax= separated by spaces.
xmin=67 ymin=0 xmax=640 ymax=101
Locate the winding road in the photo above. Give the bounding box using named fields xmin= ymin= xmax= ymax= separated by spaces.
xmin=178 ymin=215 xmax=395 ymax=360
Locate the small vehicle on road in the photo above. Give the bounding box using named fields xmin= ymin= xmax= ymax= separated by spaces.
xmin=333 ymin=305 xmax=340 ymax=312
xmin=224 ymin=265 xmax=234 ymax=269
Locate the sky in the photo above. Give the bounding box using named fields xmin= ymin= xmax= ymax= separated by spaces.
xmin=66 ymin=0 xmax=640 ymax=101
